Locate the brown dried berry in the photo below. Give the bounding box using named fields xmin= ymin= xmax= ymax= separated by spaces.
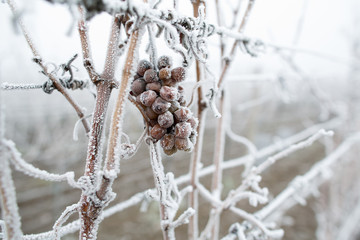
xmin=139 ymin=90 xmax=157 ymax=107
xmin=187 ymin=117 xmax=198 ymax=129
xmin=159 ymin=68 xmax=171 ymax=81
xmin=136 ymin=95 xmax=144 ymax=106
xmin=162 ymin=78 xmax=177 ymax=87
xmin=163 ymin=146 xmax=177 ymax=156
xmin=149 ymin=119 xmax=157 ymax=127
xmin=175 ymin=122 xmax=192 ymax=138
xmin=150 ymin=124 xmax=166 ymax=140
xmin=152 ymin=97 xmax=171 ymax=114
xmin=137 ymin=60 xmax=152 ymax=76
xmin=174 ymin=107 xmax=191 ymax=122
xmin=144 ymin=69 xmax=158 ymax=83
xmin=160 ymin=86 xmax=179 ymax=102
xmin=133 ymin=74 xmax=141 ymax=80
xmin=158 ymin=111 xmax=174 ymax=128
xmin=146 ymin=82 xmax=162 ymax=93
xmin=131 ymin=79 xmax=146 ymax=96
xmin=160 ymin=134 xmax=175 ymax=150
xmin=189 ymin=132 xmax=197 ymax=145
xmin=175 ymin=137 xmax=192 ymax=151
xmin=145 ymin=107 xmax=158 ymax=120
xmin=171 ymin=67 xmax=186 ymax=82
xmin=157 ymin=55 xmax=172 ymax=69
xmin=169 ymin=101 xmax=180 ymax=113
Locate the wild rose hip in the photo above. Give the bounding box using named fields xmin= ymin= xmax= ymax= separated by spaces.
xmin=174 ymin=107 xmax=191 ymax=122
xmin=152 ymin=97 xmax=171 ymax=114
xmin=160 ymin=134 xmax=175 ymax=150
xmin=163 ymin=147 xmax=177 ymax=156
xmin=144 ymin=69 xmax=158 ymax=83
xmin=187 ymin=117 xmax=198 ymax=129
xmin=146 ymin=82 xmax=162 ymax=93
xmin=145 ymin=107 xmax=158 ymax=120
xmin=171 ymin=67 xmax=186 ymax=82
xmin=158 ymin=111 xmax=174 ymax=128
xmin=175 ymin=137 xmax=192 ymax=151
xmin=131 ymin=79 xmax=146 ymax=96
xmin=139 ymin=90 xmax=157 ymax=107
xmin=150 ymin=124 xmax=166 ymax=140
xmin=159 ymin=68 xmax=171 ymax=81
xmin=137 ymin=60 xmax=152 ymax=76
xmin=131 ymin=58 xmax=198 ymax=155
xmin=175 ymin=122 xmax=192 ymax=138
xmin=169 ymin=101 xmax=180 ymax=113
xmin=157 ymin=55 xmax=172 ymax=69
xmin=160 ymin=86 xmax=178 ymax=102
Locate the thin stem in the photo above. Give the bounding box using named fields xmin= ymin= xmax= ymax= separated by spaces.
xmin=94 ymin=26 xmax=144 ymax=217
xmin=0 ymin=156 xmax=23 ymax=240
xmin=78 ymin=14 xmax=124 ymax=240
xmin=149 ymin=142 xmax=170 ymax=240
xmin=78 ymin=6 xmax=98 ymax=83
xmin=217 ymin=0 xmax=256 ymax=90
xmin=188 ymin=1 xmax=207 ymax=239
xmin=210 ymin=91 xmax=226 ymax=240
xmin=7 ymin=0 xmax=91 ymax=134
xmin=105 ymin=28 xmax=142 ymax=173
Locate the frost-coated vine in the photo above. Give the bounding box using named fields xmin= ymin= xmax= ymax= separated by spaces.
xmin=1 ymin=0 xmax=359 ymax=240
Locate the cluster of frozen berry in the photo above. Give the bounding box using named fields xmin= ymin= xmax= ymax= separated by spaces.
xmin=130 ymin=56 xmax=198 ymax=155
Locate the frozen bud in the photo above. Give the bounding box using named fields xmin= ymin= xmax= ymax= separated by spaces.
xmin=174 ymin=107 xmax=191 ymax=122
xmin=150 ymin=124 xmax=166 ymax=140
xmin=160 ymin=86 xmax=179 ymax=102
xmin=160 ymin=134 xmax=175 ymax=150
xmin=187 ymin=117 xmax=198 ymax=129
xmin=152 ymin=97 xmax=171 ymax=114
xmin=158 ymin=111 xmax=174 ymax=128
xmin=145 ymin=107 xmax=158 ymax=120
xmin=169 ymin=101 xmax=180 ymax=113
xmin=139 ymin=90 xmax=157 ymax=107
xmin=146 ymin=82 xmax=162 ymax=93
xmin=175 ymin=122 xmax=192 ymax=138
xmin=144 ymin=69 xmax=158 ymax=83
xmin=137 ymin=60 xmax=152 ymax=76
xmin=159 ymin=68 xmax=171 ymax=81
xmin=171 ymin=67 xmax=186 ymax=82
xmin=157 ymin=55 xmax=173 ymax=69
xmin=175 ymin=137 xmax=193 ymax=151
xmin=131 ymin=79 xmax=146 ymax=96
xmin=163 ymin=146 xmax=177 ymax=156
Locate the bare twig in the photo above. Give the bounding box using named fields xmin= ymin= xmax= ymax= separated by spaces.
xmin=217 ymin=0 xmax=256 ymax=90
xmin=188 ymin=1 xmax=207 ymax=239
xmin=78 ymin=6 xmax=98 ymax=83
xmin=78 ymin=14 xmax=124 ymax=240
xmin=0 ymin=148 xmax=23 ymax=240
xmin=7 ymin=0 xmax=91 ymax=135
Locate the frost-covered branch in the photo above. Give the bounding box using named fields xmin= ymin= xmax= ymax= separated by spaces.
xmin=0 ymin=142 xmax=23 ymax=240
xmin=149 ymin=141 xmax=195 ymax=240
xmin=255 ymin=132 xmax=360 ymax=221
xmin=256 ymin=129 xmax=334 ymax=174
xmin=6 ymin=0 xmax=91 ymax=134
xmin=1 ymin=82 xmax=43 ymax=90
xmin=53 ymin=203 xmax=79 ymax=240
xmin=3 ymin=139 xmax=79 ymax=188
